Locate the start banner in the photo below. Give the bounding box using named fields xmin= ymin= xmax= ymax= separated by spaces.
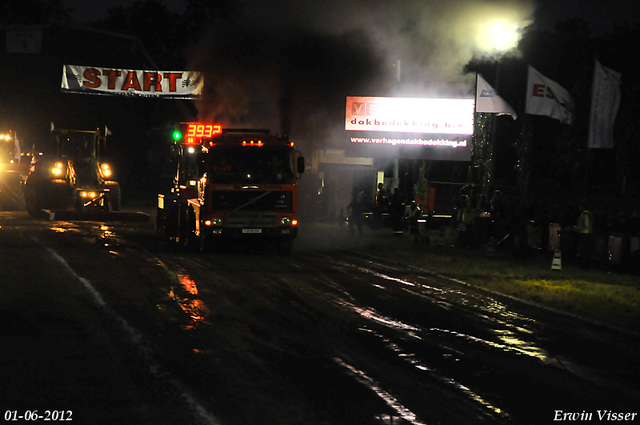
xmin=61 ymin=64 xmax=203 ymax=99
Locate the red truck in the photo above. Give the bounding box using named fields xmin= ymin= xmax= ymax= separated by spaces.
xmin=157 ymin=124 xmax=305 ymax=254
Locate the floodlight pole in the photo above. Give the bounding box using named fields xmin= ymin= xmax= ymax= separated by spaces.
xmin=487 ymin=62 xmax=501 ymax=194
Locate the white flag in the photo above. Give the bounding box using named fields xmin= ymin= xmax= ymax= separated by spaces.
xmin=475 ymin=74 xmax=517 ymax=119
xmin=525 ymin=66 xmax=574 ymax=124
xmin=13 ymin=133 xmax=21 ymax=160
xmin=588 ymin=60 xmax=621 ymax=149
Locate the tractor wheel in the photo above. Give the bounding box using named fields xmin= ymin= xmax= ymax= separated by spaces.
xmin=24 ymin=187 xmax=41 ymax=218
xmin=106 ymin=182 xmax=121 ymax=211
xmin=0 ymin=172 xmax=25 ymax=211
xmin=74 ymin=193 xmax=85 ymax=213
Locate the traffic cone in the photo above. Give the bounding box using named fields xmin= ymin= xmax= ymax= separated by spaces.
xmin=551 ymin=250 xmax=562 ymax=271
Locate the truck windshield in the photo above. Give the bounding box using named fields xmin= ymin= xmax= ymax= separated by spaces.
xmin=208 ymin=146 xmax=294 ymax=184
xmin=59 ymin=133 xmax=97 ymax=160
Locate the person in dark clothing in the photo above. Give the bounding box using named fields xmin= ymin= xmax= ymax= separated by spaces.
xmin=454 ymin=186 xmax=468 ymax=227
xmin=390 ymin=187 xmax=404 ymax=236
xmin=575 ymin=200 xmax=594 ymax=269
xmin=373 ymin=183 xmax=388 ymax=229
xmin=347 ymin=186 xmax=364 ymax=236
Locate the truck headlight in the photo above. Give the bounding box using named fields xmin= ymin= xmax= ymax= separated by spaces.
xmin=80 ymin=191 xmax=98 ymax=199
xmin=280 ymin=217 xmax=297 ymax=226
xmin=50 ymin=162 xmax=65 ymax=176
xmin=204 ymin=217 xmax=223 ymax=226
xmin=100 ymin=163 xmax=112 ymax=178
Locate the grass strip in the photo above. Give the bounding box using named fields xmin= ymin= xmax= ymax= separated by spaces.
xmin=358 ymin=226 xmax=640 ymax=333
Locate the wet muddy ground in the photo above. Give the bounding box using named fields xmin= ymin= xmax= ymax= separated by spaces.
xmin=1 ymin=210 xmax=639 ymax=424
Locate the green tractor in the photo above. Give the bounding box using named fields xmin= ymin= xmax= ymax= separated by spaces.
xmin=23 ymin=127 xmax=121 ymax=217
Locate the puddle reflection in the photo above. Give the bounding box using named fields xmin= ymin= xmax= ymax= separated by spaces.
xmin=334 ymin=357 xmax=428 ymax=425
xmin=49 ymin=222 xmax=80 ymax=233
xmin=99 ymin=224 xmax=113 ymax=238
xmin=365 ymin=329 xmax=507 ymax=419
xmin=170 ymin=269 xmax=209 ymax=329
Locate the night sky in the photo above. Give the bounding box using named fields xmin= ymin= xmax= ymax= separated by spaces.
xmin=64 ymin=0 xmax=639 ymax=32
xmin=65 ymin=0 xmax=186 ymax=23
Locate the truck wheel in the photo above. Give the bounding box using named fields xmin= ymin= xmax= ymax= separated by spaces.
xmin=201 ymin=235 xmax=213 ymax=253
xmin=102 ymin=193 xmax=111 ymax=212
xmin=25 ymin=188 xmax=41 ymax=218
xmin=276 ymin=238 xmax=293 ymax=255
xmin=0 ymin=173 xmax=25 ymax=211
xmin=74 ymin=192 xmax=86 ymax=213
xmin=156 ymin=208 xmax=166 ymax=236
xmin=106 ymin=183 xmax=121 ymax=211
xmin=182 ymin=208 xmax=201 ymax=252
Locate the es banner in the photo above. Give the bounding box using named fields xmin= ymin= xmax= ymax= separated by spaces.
xmin=525 ymin=66 xmax=573 ymax=124
xmin=61 ymin=64 xmax=203 ymax=99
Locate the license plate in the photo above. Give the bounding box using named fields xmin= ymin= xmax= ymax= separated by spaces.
xmin=242 ymin=229 xmax=262 ymax=234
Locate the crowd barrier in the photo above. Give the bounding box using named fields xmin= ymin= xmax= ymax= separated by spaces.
xmin=549 ymin=223 xmax=639 ymax=267
xmin=457 ymin=218 xmax=639 ymax=269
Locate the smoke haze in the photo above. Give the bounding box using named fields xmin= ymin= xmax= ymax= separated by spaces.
xmin=188 ymin=0 xmax=535 ymax=150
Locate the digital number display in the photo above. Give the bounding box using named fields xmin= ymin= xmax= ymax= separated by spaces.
xmin=186 ymin=123 xmax=222 ymax=139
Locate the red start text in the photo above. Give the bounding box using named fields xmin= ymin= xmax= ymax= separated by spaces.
xmin=82 ymin=68 xmax=184 ymax=92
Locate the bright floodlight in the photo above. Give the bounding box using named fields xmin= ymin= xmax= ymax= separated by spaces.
xmin=476 ymin=21 xmax=520 ymax=52
xmin=490 ymin=22 xmax=519 ymax=50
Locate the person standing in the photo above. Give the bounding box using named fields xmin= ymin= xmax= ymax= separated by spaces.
xmin=406 ymin=200 xmax=424 ymax=242
xmin=390 ymin=187 xmax=405 ymax=236
xmin=575 ymin=200 xmax=594 ymax=269
xmin=374 ymin=183 xmax=388 ymax=229
xmin=347 ymin=186 xmax=364 ymax=236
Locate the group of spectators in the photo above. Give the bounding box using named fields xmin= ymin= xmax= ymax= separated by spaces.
xmin=345 ymin=182 xmax=640 ymax=268
xmin=453 ymin=185 xmax=640 ymax=267
xmin=347 ymin=183 xmax=425 ymax=237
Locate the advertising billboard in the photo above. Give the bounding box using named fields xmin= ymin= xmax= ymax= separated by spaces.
xmin=345 ymin=96 xmax=474 ymax=161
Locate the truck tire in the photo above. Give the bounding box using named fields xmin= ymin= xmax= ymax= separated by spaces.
xmin=182 ymin=207 xmax=201 ymax=252
xmin=276 ymin=238 xmax=293 ymax=255
xmin=0 ymin=172 xmax=25 ymax=211
xmin=24 ymin=187 xmax=41 ymax=218
xmin=74 ymin=193 xmax=85 ymax=213
xmin=106 ymin=182 xmax=121 ymax=211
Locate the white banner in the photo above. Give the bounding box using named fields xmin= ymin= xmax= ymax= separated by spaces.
xmin=588 ymin=60 xmax=622 ymax=149
xmin=525 ymin=66 xmax=574 ymax=124
xmin=475 ymin=74 xmax=517 ymax=119
xmin=61 ymin=65 xmax=203 ymax=99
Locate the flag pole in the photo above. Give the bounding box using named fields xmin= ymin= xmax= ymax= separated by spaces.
xmin=583 ymin=57 xmax=597 ymax=197
xmin=472 ymin=73 xmax=478 ymax=167
xmin=487 ymin=65 xmax=501 ymax=195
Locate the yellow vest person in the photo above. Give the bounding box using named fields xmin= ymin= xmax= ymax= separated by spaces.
xmin=576 ymin=207 xmax=593 ymax=234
